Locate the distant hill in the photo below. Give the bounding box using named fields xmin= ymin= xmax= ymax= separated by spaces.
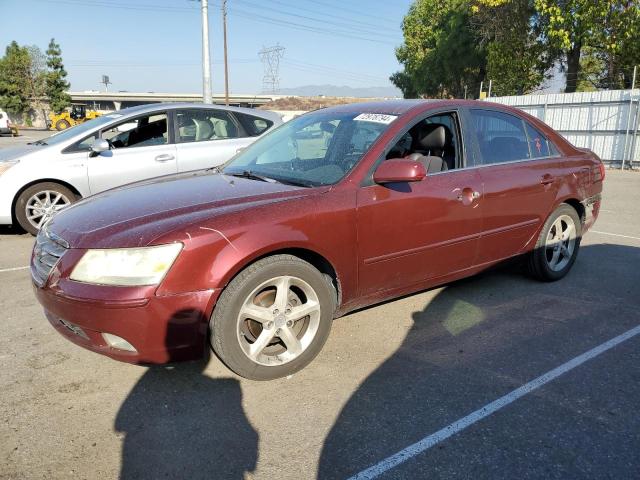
xmin=278 ymin=84 xmax=402 ymax=98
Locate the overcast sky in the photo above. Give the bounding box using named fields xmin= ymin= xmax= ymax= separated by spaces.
xmin=1 ymin=0 xmax=413 ymax=94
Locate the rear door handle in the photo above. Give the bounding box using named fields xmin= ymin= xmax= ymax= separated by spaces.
xmin=155 ymin=154 xmax=175 ymax=162
xmin=540 ymin=174 xmax=555 ymax=185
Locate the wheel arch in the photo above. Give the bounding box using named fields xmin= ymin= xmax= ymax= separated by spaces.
xmin=220 ymin=246 xmax=342 ymax=309
xmin=553 ymin=196 xmax=585 ymax=225
xmin=11 ymin=178 xmax=83 ymax=223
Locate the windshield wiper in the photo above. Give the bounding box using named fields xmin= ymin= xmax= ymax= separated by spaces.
xmin=226 ymin=170 xmax=276 ymax=183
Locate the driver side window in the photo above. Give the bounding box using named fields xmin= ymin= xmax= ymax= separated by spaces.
xmin=101 ymin=113 xmax=168 ymax=149
xmin=385 ymin=111 xmax=462 ymax=173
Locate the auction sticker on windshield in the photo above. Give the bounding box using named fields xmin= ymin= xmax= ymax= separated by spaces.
xmin=353 ymin=113 xmax=398 ymax=124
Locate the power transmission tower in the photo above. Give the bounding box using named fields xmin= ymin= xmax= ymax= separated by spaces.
xmin=258 ymin=44 xmax=285 ymax=93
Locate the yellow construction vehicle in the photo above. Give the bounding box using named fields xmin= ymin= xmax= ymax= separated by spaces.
xmin=48 ymin=104 xmax=101 ymax=131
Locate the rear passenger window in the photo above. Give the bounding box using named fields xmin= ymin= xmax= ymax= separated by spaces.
xmin=524 ymin=122 xmax=551 ymax=158
xmin=176 ymin=109 xmax=241 ymax=143
xmin=470 ymin=109 xmax=530 ymax=164
xmin=235 ymin=112 xmax=274 ymax=136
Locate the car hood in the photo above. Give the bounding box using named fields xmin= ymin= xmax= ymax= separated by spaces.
xmin=47 ymin=171 xmax=319 ymax=248
xmin=0 ymin=144 xmax=41 ymax=162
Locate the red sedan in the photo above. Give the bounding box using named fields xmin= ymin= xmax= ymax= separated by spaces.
xmin=32 ymin=100 xmax=604 ymax=380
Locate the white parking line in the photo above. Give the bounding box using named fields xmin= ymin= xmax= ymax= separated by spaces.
xmin=349 ymin=324 xmax=640 ymax=480
xmin=0 ymin=266 xmax=29 ymax=273
xmin=591 ymin=230 xmax=640 ymax=241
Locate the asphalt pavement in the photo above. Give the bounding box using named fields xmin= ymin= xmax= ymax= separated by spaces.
xmin=1 ymin=131 xmax=639 ymax=479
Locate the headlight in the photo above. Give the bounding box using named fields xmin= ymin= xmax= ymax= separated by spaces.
xmin=70 ymin=243 xmax=183 ymax=286
xmin=0 ymin=160 xmax=19 ymax=176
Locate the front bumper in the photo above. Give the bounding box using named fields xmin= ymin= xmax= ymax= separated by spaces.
xmin=34 ymin=283 xmax=219 ymax=364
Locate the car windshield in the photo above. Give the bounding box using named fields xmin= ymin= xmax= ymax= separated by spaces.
xmin=36 ymin=114 xmax=122 ymax=146
xmin=222 ymin=111 xmax=395 ymax=186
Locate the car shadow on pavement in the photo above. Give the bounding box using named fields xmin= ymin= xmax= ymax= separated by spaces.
xmin=318 ymin=244 xmax=640 ymax=479
xmin=115 ymin=319 xmax=258 ymax=480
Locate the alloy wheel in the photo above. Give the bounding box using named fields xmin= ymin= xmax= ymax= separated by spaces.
xmin=236 ymin=275 xmax=321 ymax=366
xmin=545 ymin=214 xmax=577 ymax=272
xmin=25 ymin=190 xmax=71 ymax=230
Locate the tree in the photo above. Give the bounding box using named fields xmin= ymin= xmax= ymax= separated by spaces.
xmin=0 ymin=41 xmax=31 ymax=115
xmin=535 ymin=0 xmax=640 ymax=92
xmin=392 ymin=0 xmax=486 ymax=98
xmin=45 ymin=38 xmax=70 ymax=114
xmin=26 ymin=45 xmax=48 ymax=122
xmin=471 ymin=0 xmax=554 ymax=95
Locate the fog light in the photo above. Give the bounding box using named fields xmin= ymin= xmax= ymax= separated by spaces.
xmin=102 ymin=333 xmax=137 ymax=352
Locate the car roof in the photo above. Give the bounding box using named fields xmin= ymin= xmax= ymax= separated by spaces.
xmin=315 ymin=99 xmax=529 ymax=117
xmin=113 ymin=102 xmax=282 ymax=122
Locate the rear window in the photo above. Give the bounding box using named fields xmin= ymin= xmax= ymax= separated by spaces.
xmin=524 ymin=122 xmax=551 ymax=158
xmin=470 ymin=109 xmax=530 ymax=164
xmin=235 ymin=112 xmax=274 ymax=136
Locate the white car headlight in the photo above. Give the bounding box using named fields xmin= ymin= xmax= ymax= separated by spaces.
xmin=70 ymin=243 xmax=183 ymax=286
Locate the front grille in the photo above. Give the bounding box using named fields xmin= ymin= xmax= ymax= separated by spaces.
xmin=32 ymin=228 xmax=68 ymax=287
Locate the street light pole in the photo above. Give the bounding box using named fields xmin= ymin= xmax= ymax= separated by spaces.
xmin=200 ymin=0 xmax=212 ymax=103
xmin=222 ymin=0 xmax=229 ymax=106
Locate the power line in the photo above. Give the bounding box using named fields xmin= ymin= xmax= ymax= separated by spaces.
xmin=25 ymin=0 xmax=398 ymax=45
xmin=232 ymin=0 xmax=399 ymax=39
xmin=256 ymin=0 xmax=399 ymax=30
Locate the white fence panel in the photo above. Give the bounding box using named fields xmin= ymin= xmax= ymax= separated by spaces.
xmin=487 ymin=89 xmax=640 ymax=166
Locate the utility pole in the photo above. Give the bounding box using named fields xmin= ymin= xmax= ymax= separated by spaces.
xmin=622 ymin=65 xmax=637 ymax=169
xmin=463 ymin=85 xmax=467 ymax=99
xmin=222 ymin=0 xmax=229 ymax=106
xmin=200 ymin=0 xmax=212 ymax=103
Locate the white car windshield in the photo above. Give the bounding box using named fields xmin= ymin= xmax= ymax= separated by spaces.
xmin=223 ymin=111 xmax=394 ymax=187
xmin=33 ymin=115 xmax=120 ymax=146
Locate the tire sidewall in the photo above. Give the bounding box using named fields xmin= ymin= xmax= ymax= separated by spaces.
xmin=533 ymin=204 xmax=582 ymax=281
xmin=211 ymin=257 xmax=335 ymax=380
xmin=15 ymin=182 xmax=76 ymax=235
xmin=55 ymin=119 xmax=70 ymax=131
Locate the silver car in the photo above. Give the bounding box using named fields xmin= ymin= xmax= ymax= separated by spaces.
xmin=0 ymin=103 xmax=282 ymax=234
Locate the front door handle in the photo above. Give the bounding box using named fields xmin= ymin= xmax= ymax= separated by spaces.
xmin=155 ymin=154 xmax=175 ymax=162
xmin=540 ymin=174 xmax=555 ymax=185
xmin=456 ymin=188 xmax=481 ymax=204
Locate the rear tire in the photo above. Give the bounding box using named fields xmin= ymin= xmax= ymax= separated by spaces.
xmin=55 ymin=119 xmax=71 ymax=131
xmin=210 ymin=255 xmax=336 ymax=380
xmin=15 ymin=182 xmax=77 ymax=235
xmin=528 ymin=204 xmax=582 ymax=282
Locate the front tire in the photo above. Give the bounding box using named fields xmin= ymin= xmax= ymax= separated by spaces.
xmin=528 ymin=204 xmax=582 ymax=282
xmin=210 ymin=255 xmax=336 ymax=380
xmin=55 ymin=119 xmax=71 ymax=131
xmin=15 ymin=182 xmax=77 ymax=235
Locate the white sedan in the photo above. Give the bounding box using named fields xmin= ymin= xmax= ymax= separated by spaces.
xmin=0 ymin=103 xmax=281 ymax=233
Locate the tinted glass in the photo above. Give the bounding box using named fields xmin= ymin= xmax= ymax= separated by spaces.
xmin=176 ymin=109 xmax=240 ymax=143
xmin=235 ymin=112 xmax=274 ymax=136
xmin=524 ymin=122 xmax=550 ymax=158
xmin=102 ymin=113 xmax=168 ymax=148
xmin=470 ymin=109 xmax=530 ymax=164
xmin=224 ymin=111 xmax=392 ymax=186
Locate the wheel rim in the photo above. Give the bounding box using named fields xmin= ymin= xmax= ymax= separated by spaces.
xmin=25 ymin=190 xmax=71 ymax=230
xmin=545 ymin=214 xmax=577 ymax=272
xmin=236 ymin=275 xmax=321 ymax=367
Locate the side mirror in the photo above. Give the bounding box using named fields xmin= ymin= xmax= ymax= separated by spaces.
xmin=373 ymin=159 xmax=427 ymax=184
xmin=90 ymin=139 xmax=110 ymax=155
